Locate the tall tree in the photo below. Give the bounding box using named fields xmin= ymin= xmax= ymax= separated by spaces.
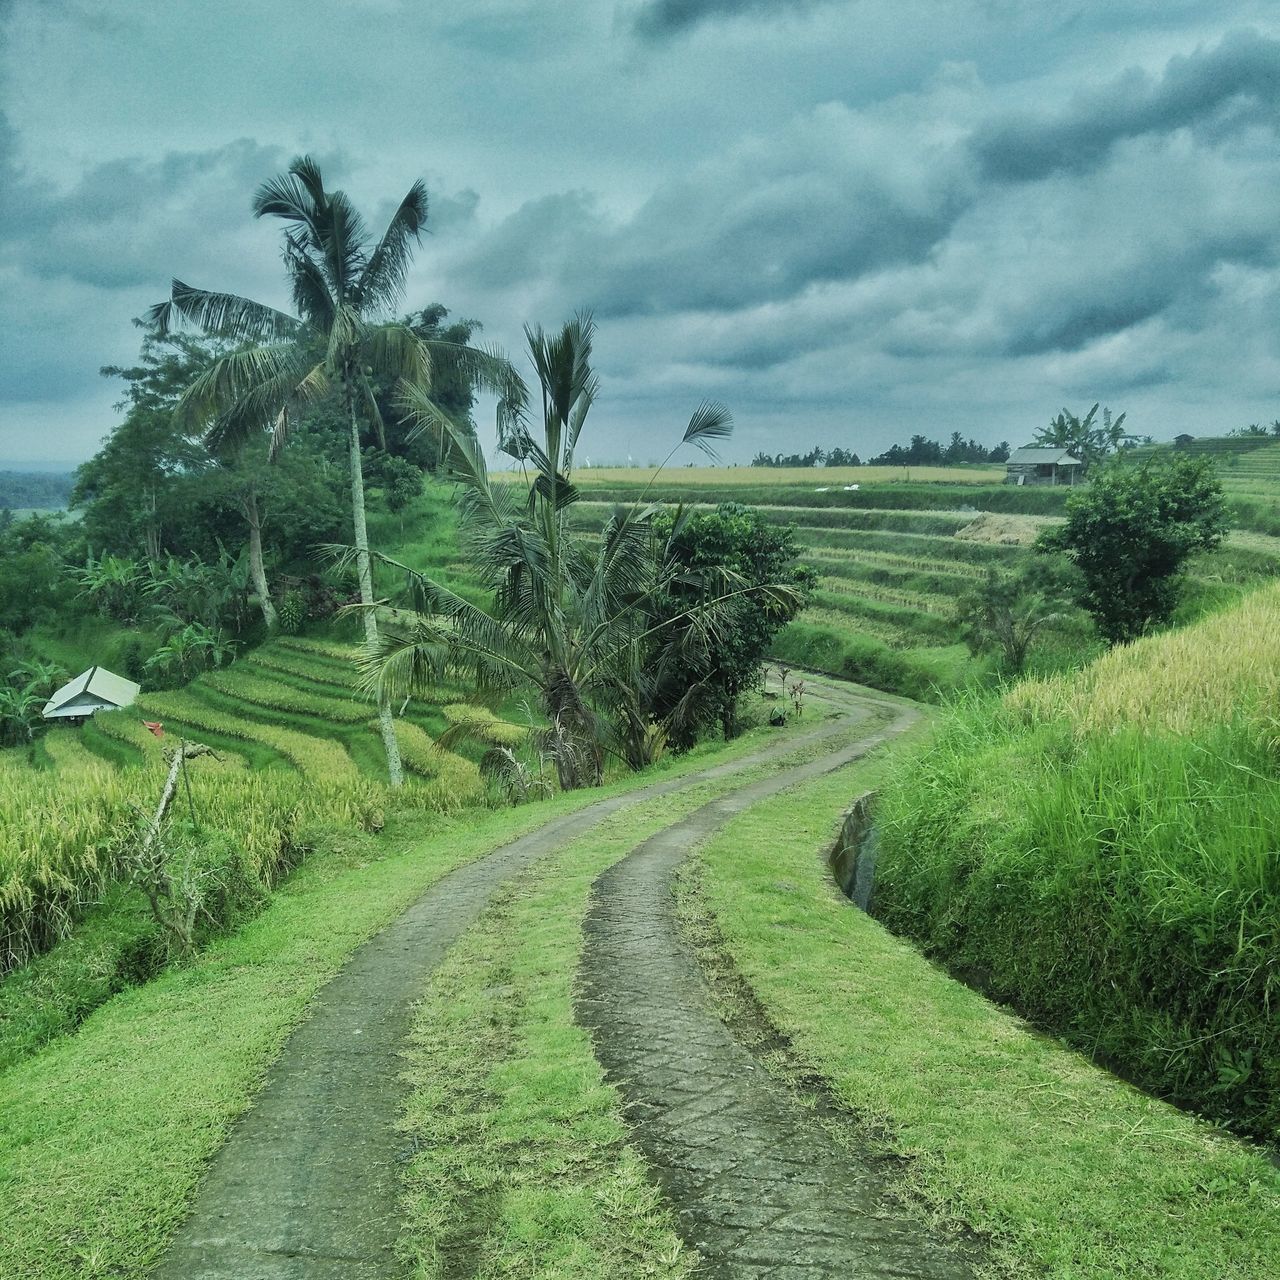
xmin=363 ymin=316 xmax=799 ymax=789
xmin=150 ymin=157 xmax=514 ymax=785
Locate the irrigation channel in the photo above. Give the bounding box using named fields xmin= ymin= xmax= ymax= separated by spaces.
xmin=156 ymin=676 xmax=975 ymax=1279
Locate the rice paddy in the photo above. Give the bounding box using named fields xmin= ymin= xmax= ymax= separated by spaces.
xmin=0 ymin=634 xmax=524 ymax=975
xmin=570 ymin=446 xmax=1280 ymax=700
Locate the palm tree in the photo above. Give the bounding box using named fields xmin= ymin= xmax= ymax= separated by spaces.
xmin=362 ymin=315 xmax=800 ymax=790
xmin=150 ymin=157 xmax=516 ymax=786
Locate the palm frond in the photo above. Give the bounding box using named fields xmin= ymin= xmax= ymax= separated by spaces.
xmin=254 ymin=161 xmax=321 ymax=225
xmin=177 ymin=343 xmax=309 ymax=432
xmin=149 ymin=281 xmax=297 ymax=342
xmin=356 ymin=180 xmax=428 ymax=312
xmin=283 ymin=231 xmax=336 ymax=329
xmin=682 ymin=401 xmax=733 ymax=459
xmin=319 ymin=189 xmax=369 ymax=303
xmin=364 ymin=323 xmax=431 ymax=388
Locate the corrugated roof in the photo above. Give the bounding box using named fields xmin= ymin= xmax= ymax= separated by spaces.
xmin=43 ymin=666 xmax=141 ymax=717
xmin=1007 ymin=447 xmax=1084 ymax=465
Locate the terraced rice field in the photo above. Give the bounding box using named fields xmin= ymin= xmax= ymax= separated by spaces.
xmin=571 ymin=480 xmax=1280 ymax=696
xmin=0 ymin=636 xmax=525 ymax=973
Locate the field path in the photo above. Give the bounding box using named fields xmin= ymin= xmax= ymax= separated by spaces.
xmin=577 ymin=698 xmax=982 ymax=1279
xmin=154 ymin=680 xmax=883 ymax=1279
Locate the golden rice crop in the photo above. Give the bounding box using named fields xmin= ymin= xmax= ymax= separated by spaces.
xmin=202 ymin=668 xmax=369 ymax=723
xmin=390 ymin=720 xmax=484 ymax=810
xmin=1004 ymin=580 xmax=1280 ymax=738
xmin=275 ymin=636 xmax=362 ymax=662
xmin=137 ymin=693 xmax=363 ymax=782
xmin=0 ymin=721 xmax=386 ymax=973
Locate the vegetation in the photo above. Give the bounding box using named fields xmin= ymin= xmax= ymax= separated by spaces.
xmin=874 ymin=583 xmax=1280 ymax=1139
xmin=645 ymin=502 xmax=814 ymax=743
xmin=1033 ymin=402 xmax=1136 ymax=472
xmin=368 ymin=315 xmax=800 ymax=788
xmin=1041 ymin=452 xmax=1227 ymax=642
xmin=0 ymin=472 xmax=74 ymax=510
xmin=691 ymin=756 xmax=1280 ymax=1280
xmin=6 ymin=135 xmax=1280 ymax=1280
xmin=955 ymin=560 xmax=1081 ymax=673
xmin=750 ymin=432 xmax=1012 ymax=468
xmin=150 ymin=156 xmax=518 ymax=785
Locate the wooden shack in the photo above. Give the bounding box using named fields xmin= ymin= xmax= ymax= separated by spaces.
xmin=1004 ymin=447 xmax=1084 ymax=486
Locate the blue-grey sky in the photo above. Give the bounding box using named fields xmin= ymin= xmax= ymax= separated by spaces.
xmin=3 ymin=0 xmax=1280 ymax=466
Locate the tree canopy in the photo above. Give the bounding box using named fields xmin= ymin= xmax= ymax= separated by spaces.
xmin=1038 ymin=454 xmax=1226 ymax=643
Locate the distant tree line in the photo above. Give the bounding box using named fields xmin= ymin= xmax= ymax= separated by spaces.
xmin=750 ymin=432 xmax=1009 ymax=468
xmin=1227 ymin=421 xmax=1280 ymax=438
xmin=0 ymin=471 xmax=74 ymax=510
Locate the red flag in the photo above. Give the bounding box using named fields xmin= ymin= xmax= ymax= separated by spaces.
xmin=142 ymin=721 xmax=165 ymax=739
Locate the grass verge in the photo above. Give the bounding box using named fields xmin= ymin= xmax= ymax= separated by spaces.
xmin=685 ymin=753 xmax=1280 ymax=1279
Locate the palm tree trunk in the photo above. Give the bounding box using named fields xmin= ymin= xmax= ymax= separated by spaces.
xmin=347 ymin=383 xmax=404 ymax=788
xmin=242 ymin=483 xmax=278 ymax=633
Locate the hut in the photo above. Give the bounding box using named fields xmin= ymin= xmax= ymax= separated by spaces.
xmin=1004 ymin=447 xmax=1084 ymax=486
xmin=42 ymin=666 xmax=141 ymax=723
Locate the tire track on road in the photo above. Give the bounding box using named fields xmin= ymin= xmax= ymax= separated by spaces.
xmin=576 ymin=702 xmax=983 ymax=1279
xmin=154 ymin=685 xmax=878 ymax=1279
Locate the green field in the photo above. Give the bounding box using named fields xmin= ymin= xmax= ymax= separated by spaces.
xmin=569 ymin=452 xmax=1280 ymax=700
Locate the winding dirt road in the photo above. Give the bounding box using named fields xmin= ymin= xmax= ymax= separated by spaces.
xmin=155 ymin=680 xmax=971 ymax=1278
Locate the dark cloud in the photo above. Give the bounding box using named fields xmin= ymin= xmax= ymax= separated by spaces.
xmin=634 ymin=0 xmax=824 ymax=39
xmin=4 ymin=137 xmax=290 ymax=290
xmin=7 ymin=4 xmax=1280 ymax=465
xmin=456 ymin=103 xmax=971 ymax=318
xmin=973 ymin=28 xmax=1280 ymax=181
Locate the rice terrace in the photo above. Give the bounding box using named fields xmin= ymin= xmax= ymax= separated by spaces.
xmin=4 ymin=8 xmax=1280 ymax=1280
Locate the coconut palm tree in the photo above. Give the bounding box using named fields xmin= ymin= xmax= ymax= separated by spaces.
xmin=361 ymin=315 xmax=801 ymax=789
xmin=150 ymin=157 xmax=517 ymax=786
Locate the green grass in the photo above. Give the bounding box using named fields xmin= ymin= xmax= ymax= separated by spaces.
xmin=687 ymin=753 xmax=1280 ymax=1279
xmin=872 ymin=585 xmax=1280 ymax=1140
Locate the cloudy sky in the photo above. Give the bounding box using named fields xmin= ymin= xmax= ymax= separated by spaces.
xmin=3 ymin=1 xmax=1280 ymax=467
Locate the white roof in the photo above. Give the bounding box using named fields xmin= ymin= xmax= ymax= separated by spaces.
xmin=1007 ymin=447 xmax=1084 ymax=466
xmin=43 ymin=666 xmax=141 ymax=717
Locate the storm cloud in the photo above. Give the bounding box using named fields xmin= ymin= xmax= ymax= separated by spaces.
xmin=973 ymin=28 xmax=1280 ymax=181
xmin=4 ymin=3 xmax=1280 ymax=466
xmin=634 ymin=0 xmax=826 ymax=39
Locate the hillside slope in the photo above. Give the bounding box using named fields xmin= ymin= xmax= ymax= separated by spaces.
xmin=873 ymin=582 xmax=1280 ymax=1138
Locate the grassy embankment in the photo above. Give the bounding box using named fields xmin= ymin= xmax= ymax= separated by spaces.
xmin=873 ymin=582 xmax=1280 ymax=1141
xmin=0 ymin=695 xmax=838 ymax=1280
